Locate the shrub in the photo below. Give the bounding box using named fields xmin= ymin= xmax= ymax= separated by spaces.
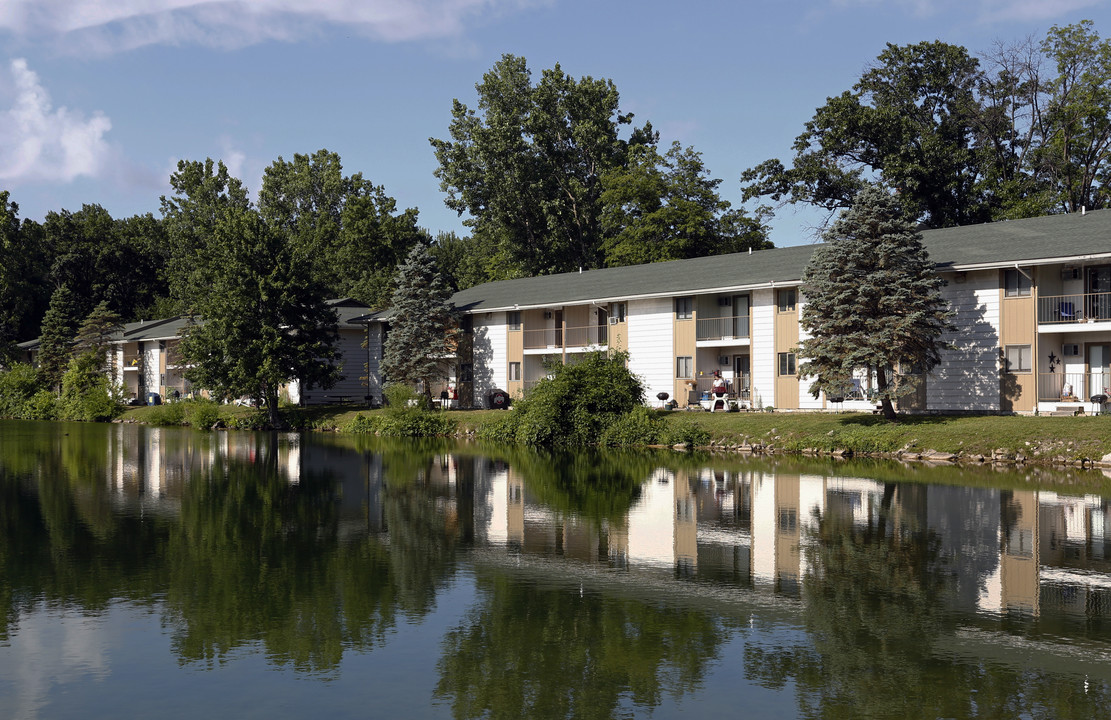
xmin=600 ymin=406 xmax=666 ymax=446
xmin=147 ymin=402 xmax=186 ymax=426
xmin=351 ymin=383 xmax=459 ymax=437
xmin=58 ymin=353 xmax=122 ymax=422
xmin=183 ymin=399 xmax=222 ymax=429
xmin=479 ymin=351 xmax=645 ymax=447
xmin=0 ymin=363 xmax=51 ymax=419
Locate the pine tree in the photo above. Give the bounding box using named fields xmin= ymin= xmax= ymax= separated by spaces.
xmin=37 ymin=284 xmax=81 ymax=391
xmin=73 ymin=301 xmax=123 ymax=369
xmin=381 ymin=245 xmax=458 ymax=405
xmin=799 ymin=185 xmax=954 ymax=421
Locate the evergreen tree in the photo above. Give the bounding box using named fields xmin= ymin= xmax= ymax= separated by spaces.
xmin=73 ymin=301 xmax=123 ymax=369
xmin=798 ymin=185 xmax=954 ymax=421
xmin=37 ymin=284 xmax=81 ymax=391
xmin=381 ymin=245 xmax=458 ymax=405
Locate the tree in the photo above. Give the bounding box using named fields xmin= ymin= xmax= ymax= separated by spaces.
xmin=179 ymin=205 xmax=339 ymax=427
xmin=600 ymin=142 xmax=772 ymax=266
xmin=37 ymin=284 xmax=82 ymax=391
xmin=431 ymin=55 xmax=651 ymax=276
xmin=798 ymin=186 xmax=954 ymax=421
xmin=0 ymin=191 xmax=48 ymax=362
xmin=380 ymin=245 xmax=457 ymax=405
xmin=258 ymin=149 xmax=426 ymax=307
xmin=742 ymin=41 xmax=994 ymax=229
xmin=1033 ymin=20 xmax=1111 ymax=213
xmin=73 ymin=301 xmax=123 ymax=368
xmin=160 ymin=159 xmax=251 ymax=313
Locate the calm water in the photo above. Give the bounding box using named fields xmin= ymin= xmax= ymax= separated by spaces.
xmin=1 ymin=421 xmax=1110 ymax=719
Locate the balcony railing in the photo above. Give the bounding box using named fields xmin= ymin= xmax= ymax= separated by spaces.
xmin=696 ymin=315 xmax=750 ymax=341
xmin=1037 ymin=372 xmax=1111 ymax=402
xmin=121 ymin=354 xmax=143 ymax=370
xmin=1038 ymin=292 xmax=1111 ymax=324
xmin=523 ymin=324 xmax=607 ymax=350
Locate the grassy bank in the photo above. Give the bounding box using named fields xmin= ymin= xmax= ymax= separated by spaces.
xmin=119 ymin=404 xmax=1111 ymax=465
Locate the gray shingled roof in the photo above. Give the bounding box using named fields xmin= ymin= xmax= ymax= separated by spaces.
xmin=451 ymin=209 xmax=1111 ymax=312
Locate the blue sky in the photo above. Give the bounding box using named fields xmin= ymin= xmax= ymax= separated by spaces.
xmin=1 ymin=0 xmax=1108 ymax=247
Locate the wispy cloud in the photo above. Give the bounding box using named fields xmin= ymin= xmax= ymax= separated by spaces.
xmin=826 ymin=0 xmax=1106 ymax=23
xmin=0 ymin=58 xmax=112 ymax=183
xmin=0 ymin=0 xmax=539 ymax=54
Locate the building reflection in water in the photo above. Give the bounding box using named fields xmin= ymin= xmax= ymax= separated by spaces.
xmin=475 ymin=462 xmax=1110 ymax=622
xmin=100 ymin=428 xmax=1110 ymax=622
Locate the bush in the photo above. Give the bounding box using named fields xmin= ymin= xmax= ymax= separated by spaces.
xmin=0 ymin=363 xmax=53 ymax=419
xmin=346 ymin=384 xmax=458 ymax=437
xmin=58 ymin=353 xmax=122 ymax=422
xmin=600 ymin=406 xmax=666 ymax=446
xmin=182 ymin=399 xmax=222 ymax=429
xmin=146 ymin=402 xmax=186 ymax=426
xmin=479 ymin=351 xmax=645 ymax=447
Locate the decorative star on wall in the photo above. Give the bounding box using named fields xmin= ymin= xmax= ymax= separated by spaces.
xmin=1048 ymin=352 xmax=1058 ymax=364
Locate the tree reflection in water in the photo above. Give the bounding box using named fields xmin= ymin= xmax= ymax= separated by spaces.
xmin=435 ymin=572 xmax=722 ymax=720
xmin=744 ymin=483 xmax=1111 ymax=719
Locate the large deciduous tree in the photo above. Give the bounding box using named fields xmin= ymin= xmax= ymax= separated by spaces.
xmin=798 ymin=186 xmax=953 ymax=421
xmin=431 ymin=55 xmax=644 ymax=277
xmin=600 ymin=142 xmax=772 ymax=266
xmin=0 ymin=191 xmax=48 ymax=362
xmin=742 ymin=41 xmax=990 ymax=229
xmin=381 ymin=245 xmax=457 ymax=405
xmin=179 ymin=205 xmax=339 ymax=427
xmin=258 ymin=149 xmax=426 ymax=307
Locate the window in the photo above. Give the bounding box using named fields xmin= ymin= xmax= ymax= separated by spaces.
xmin=507 ymin=311 xmax=521 ymax=330
xmin=676 ymin=356 xmax=693 ymax=379
xmin=1004 ymin=344 xmax=1032 ymax=373
xmin=675 ymin=297 xmax=693 ymax=320
xmin=609 ymin=302 xmax=627 ymax=322
xmin=778 ymin=352 xmax=797 ymax=376
xmin=777 ymin=288 xmax=797 ymax=312
xmin=1004 ymin=269 xmax=1031 ymax=297
xmin=508 ymin=362 xmax=521 ymax=381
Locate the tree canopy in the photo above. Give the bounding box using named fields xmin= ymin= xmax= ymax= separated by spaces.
xmin=798 ymin=185 xmax=953 ymax=421
xmin=179 ymin=204 xmax=340 ymax=426
xmin=743 ymin=22 xmax=1111 ymax=229
xmin=431 ymin=54 xmax=768 ymax=281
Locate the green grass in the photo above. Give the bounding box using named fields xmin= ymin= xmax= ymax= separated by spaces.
xmin=120 ymin=404 xmax=1111 ymax=465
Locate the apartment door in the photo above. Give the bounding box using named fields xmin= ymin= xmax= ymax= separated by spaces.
xmin=734 ymin=355 xmax=751 ymax=401
xmin=1087 ymin=266 xmax=1111 ymax=320
xmin=1089 ymin=344 xmax=1110 ymax=398
xmin=732 ymin=295 xmax=750 ymax=338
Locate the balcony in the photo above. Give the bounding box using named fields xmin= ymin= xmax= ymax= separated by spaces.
xmin=1038 ymin=292 xmax=1111 ymax=325
xmin=121 ymin=354 xmax=143 ymax=370
xmin=523 ymin=324 xmax=607 ymax=351
xmin=696 ymin=315 xmax=750 ymax=342
xmin=1037 ymin=371 xmax=1111 ymax=403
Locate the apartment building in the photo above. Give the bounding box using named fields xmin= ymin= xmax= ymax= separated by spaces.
xmin=446 ymin=210 xmax=1111 ymax=415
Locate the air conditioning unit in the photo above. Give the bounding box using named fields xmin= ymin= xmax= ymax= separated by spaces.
xmin=1063 ymin=343 xmax=1080 ymax=356
xmin=543 ymin=311 xmax=553 ymax=319
xmin=717 ymin=297 xmax=731 ymax=307
xmin=1062 ymin=266 xmax=1080 ymax=280
xmin=609 ymin=317 xmax=619 ymax=325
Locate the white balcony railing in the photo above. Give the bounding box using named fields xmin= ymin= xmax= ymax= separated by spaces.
xmin=696 ymin=315 xmax=750 ymax=341
xmin=1038 ymin=292 xmax=1111 ymax=324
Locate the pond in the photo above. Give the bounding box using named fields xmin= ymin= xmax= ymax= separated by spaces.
xmin=1 ymin=420 xmax=1109 ymax=719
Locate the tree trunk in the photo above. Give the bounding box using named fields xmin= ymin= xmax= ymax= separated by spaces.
xmin=876 ymin=367 xmax=898 ymax=422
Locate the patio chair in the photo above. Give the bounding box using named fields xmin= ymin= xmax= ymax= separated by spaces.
xmin=1059 ymin=301 xmax=1077 ymax=321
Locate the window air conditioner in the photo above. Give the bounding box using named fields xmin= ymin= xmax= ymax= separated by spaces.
xmin=1063 ymin=343 xmax=1080 ymax=356
xmin=609 ymin=317 xmax=619 ymax=325
xmin=543 ymin=311 xmax=553 ymax=319
xmin=717 ymin=297 xmax=731 ymax=307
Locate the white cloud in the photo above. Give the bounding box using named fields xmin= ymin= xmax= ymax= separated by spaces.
xmin=827 ymin=0 xmax=1106 ymax=22
xmin=0 ymin=0 xmax=538 ymax=54
xmin=0 ymin=58 xmax=113 ymax=183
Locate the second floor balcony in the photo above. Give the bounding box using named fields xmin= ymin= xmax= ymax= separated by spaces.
xmin=523 ymin=324 xmax=608 ymax=351
xmin=696 ymin=315 xmax=750 ymax=342
xmin=1038 ymin=292 xmax=1111 ymax=325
